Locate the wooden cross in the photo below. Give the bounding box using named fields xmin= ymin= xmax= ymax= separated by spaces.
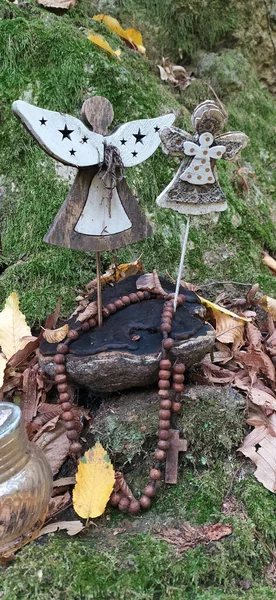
xmin=12 ymin=96 xmax=175 ymax=325
xmin=165 ymin=429 xmax=187 ymax=484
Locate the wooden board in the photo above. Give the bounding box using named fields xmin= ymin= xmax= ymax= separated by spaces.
xmin=44 ymin=169 xmax=152 ymax=251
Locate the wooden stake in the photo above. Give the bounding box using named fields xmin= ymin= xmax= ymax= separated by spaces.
xmin=165 ymin=430 xmax=187 ymax=484
xmin=96 ymin=251 xmax=103 ymax=328
xmin=173 ymin=216 xmax=191 ymax=312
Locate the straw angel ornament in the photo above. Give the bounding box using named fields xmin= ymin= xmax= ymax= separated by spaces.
xmin=156 ymin=100 xmax=249 ymax=309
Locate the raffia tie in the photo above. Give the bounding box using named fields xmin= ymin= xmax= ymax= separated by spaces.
xmin=98 ymin=145 xmax=124 ymax=218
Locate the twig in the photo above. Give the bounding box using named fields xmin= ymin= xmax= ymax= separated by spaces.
xmin=199 ymin=281 xmax=253 ymax=288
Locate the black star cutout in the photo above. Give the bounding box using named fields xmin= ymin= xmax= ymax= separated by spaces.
xmin=59 ymin=124 xmax=74 ymax=141
xmin=82 ymin=135 xmax=88 ymax=143
xmin=120 ymin=138 xmax=127 ymax=145
xmin=39 ymin=117 xmax=47 ymax=126
xmin=132 ymin=151 xmax=138 ymax=157
xmin=154 ymin=126 xmax=160 ymax=132
xmin=133 ymin=128 xmax=146 ymax=144
xmin=70 ymin=149 xmax=76 ymax=156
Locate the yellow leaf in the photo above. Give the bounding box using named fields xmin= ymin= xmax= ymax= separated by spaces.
xmin=0 ymin=292 xmax=32 ymax=360
xmin=93 ymin=14 xmax=126 ymax=38
xmin=124 ymin=28 xmax=146 ymax=55
xmin=87 ymin=33 xmax=121 ymax=58
xmin=86 ymin=258 xmax=143 ymax=291
xmin=258 ymin=295 xmax=276 ymax=320
xmin=0 ymin=353 xmax=7 ymax=388
xmin=43 ymin=324 xmax=69 ymax=344
xmin=198 ymin=296 xmax=251 ymax=345
xmin=73 ymin=443 xmax=115 ymax=519
xmin=93 ymin=14 xmax=146 ymax=55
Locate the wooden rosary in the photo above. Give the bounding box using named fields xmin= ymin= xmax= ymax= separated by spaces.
xmin=52 ymin=289 xmax=186 ymax=516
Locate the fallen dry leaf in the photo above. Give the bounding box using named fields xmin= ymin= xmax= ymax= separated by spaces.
xmin=73 ymin=443 xmax=115 ymax=519
xmin=199 ymin=296 xmax=250 ymax=345
xmin=53 ymin=476 xmax=76 ymax=488
xmin=43 ymin=324 xmax=69 ymax=344
xmin=47 ymin=491 xmax=71 ymax=521
xmin=93 ymin=14 xmax=146 ymax=55
xmin=235 ymin=349 xmax=275 ymax=382
xmin=153 ymin=522 xmax=233 ymax=553
xmin=239 ymin=413 xmax=276 ymax=493
xmin=0 ymin=353 xmax=7 ymax=389
xmin=44 ymin=298 xmax=62 ymax=330
xmin=36 ymin=0 xmax=76 ymax=8
xmin=249 ymin=388 xmax=276 ymax=415
xmin=87 ymin=33 xmax=121 ymax=58
xmin=201 ymin=360 xmax=235 ymax=385
xmin=258 ymin=295 xmax=276 ymax=320
xmin=76 ymin=301 xmax=98 ymax=323
xmin=37 ymin=520 xmax=84 ymax=538
xmin=20 ymin=365 xmax=40 ymax=423
xmin=33 ymin=416 xmax=70 ymax=475
xmin=86 ymin=259 xmax=143 ymax=292
xmin=263 ymin=252 xmax=276 ymax=277
xmin=0 ymin=292 xmax=31 ymax=360
xmin=136 ymin=270 xmax=166 ymax=297
xmin=246 ymin=322 xmax=262 ymax=349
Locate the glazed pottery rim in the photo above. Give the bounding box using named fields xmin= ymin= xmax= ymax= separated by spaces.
xmin=0 ymin=402 xmax=21 ymax=438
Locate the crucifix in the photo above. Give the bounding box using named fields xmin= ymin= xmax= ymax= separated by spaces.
xmin=165 ymin=430 xmax=187 ymax=484
xmin=156 ymin=100 xmax=249 ymax=310
xmin=12 ymin=96 xmax=175 ymax=325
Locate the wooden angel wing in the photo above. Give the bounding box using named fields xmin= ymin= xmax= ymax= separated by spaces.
xmin=12 ymin=100 xmax=104 ymax=167
xmin=104 ymin=113 xmax=175 ymax=167
xmin=160 ymin=126 xmax=194 ymax=157
xmin=215 ymin=131 xmax=249 ymax=161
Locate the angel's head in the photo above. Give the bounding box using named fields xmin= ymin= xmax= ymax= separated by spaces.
xmin=192 ymin=100 xmax=228 ymax=137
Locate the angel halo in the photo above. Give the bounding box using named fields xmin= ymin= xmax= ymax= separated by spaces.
xmin=156 ymin=100 xmax=249 ymax=308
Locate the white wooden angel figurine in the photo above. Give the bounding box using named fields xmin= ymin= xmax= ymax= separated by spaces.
xmin=156 ymin=100 xmax=249 ymax=307
xmin=13 ymin=96 xmax=175 ymax=324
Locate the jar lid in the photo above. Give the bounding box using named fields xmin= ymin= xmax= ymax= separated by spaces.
xmin=0 ymin=402 xmax=21 ymax=438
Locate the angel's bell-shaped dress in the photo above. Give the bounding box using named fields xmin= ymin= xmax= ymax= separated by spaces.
xmin=181 ymin=133 xmax=226 ymax=185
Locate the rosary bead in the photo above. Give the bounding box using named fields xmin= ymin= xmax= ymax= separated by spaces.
xmin=140 ymin=495 xmax=151 ymax=509
xmin=128 ymin=500 xmax=141 ymax=515
xmin=160 ymin=323 xmax=172 ymax=334
xmin=56 ymin=343 xmax=69 ymax=354
xmin=150 ymin=468 xmax=161 ymax=481
xmin=158 ymin=379 xmax=170 ymax=390
xmin=57 ymin=383 xmax=68 ymax=393
xmin=109 ymin=492 xmax=122 ymax=507
xmin=70 ymin=442 xmax=82 ymax=454
xmin=154 ymin=449 xmax=166 ymax=461
xmin=159 ymin=409 xmax=171 ymax=420
xmin=173 ymin=383 xmax=184 ymax=393
xmin=54 ymin=353 xmax=66 ymax=364
xmin=59 ymin=392 xmax=70 ymax=403
xmin=159 ymin=419 xmax=170 ymax=430
xmin=65 ymin=420 xmax=77 ymax=430
xmin=173 ymin=363 xmax=185 ymax=374
xmin=88 ymin=318 xmax=97 ymax=328
xmin=55 ymin=374 xmax=67 ymax=384
xmin=159 ymin=399 xmax=172 ymax=410
xmin=61 ymin=402 xmax=72 ymax=411
xmin=62 ymin=411 xmax=74 ymax=422
xmin=102 ymin=307 xmax=110 ymax=318
xmin=173 ymin=373 xmax=184 ymax=383
xmin=114 ymin=299 xmax=124 ymax=310
xmin=158 ymin=389 xmax=170 ymax=399
xmin=54 ymin=364 xmax=65 ymax=374
xmin=162 ymin=311 xmax=173 ymax=319
xmin=143 ymin=291 xmax=151 ymax=300
xmin=67 ymin=330 xmax=79 ymax=340
xmin=160 ymin=359 xmax=172 ymax=370
xmin=157 ymin=440 xmax=170 ymax=450
xmin=158 ymin=369 xmax=171 ymax=380
xmin=176 ymin=296 xmax=185 ymax=306
xmin=172 ymin=402 xmax=182 ymax=413
xmin=67 ymin=429 xmax=78 ymax=440
xmin=118 ymin=497 xmax=130 ymax=512
xmin=81 ymin=322 xmax=90 ymax=332
xmin=158 ymin=429 xmax=170 ymax=440
xmin=129 ymin=293 xmax=139 ymax=303
xmin=106 ymin=303 xmax=117 ymax=314
xmin=121 ymin=296 xmax=131 ymax=306
xmin=136 ymin=291 xmax=144 ymax=300
xmin=161 ymin=316 xmax=172 ymax=325
xmin=144 ymin=484 xmax=156 ymax=498
xmin=163 ymin=338 xmax=174 ymax=350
